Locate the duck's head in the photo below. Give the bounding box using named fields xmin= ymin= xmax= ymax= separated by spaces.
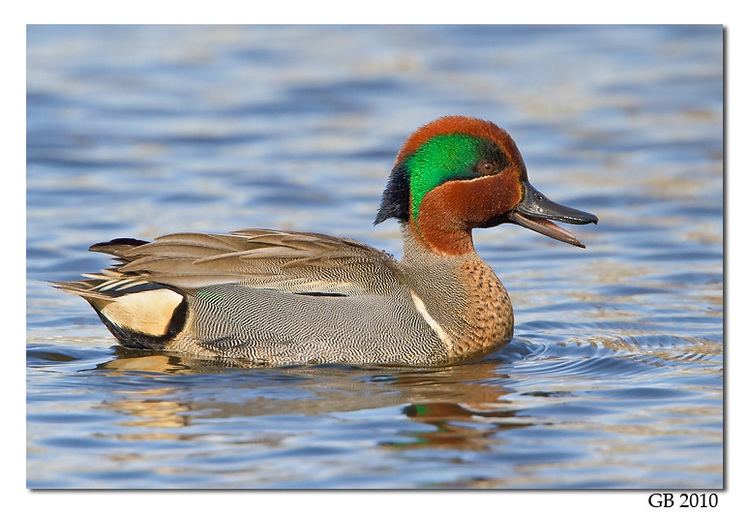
xmin=375 ymin=116 xmax=598 ymax=255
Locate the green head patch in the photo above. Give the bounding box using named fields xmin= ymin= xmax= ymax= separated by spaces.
xmin=405 ymin=134 xmax=484 ymax=219
xmin=375 ymin=131 xmax=509 ymax=225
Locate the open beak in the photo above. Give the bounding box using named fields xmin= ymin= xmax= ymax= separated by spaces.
xmin=507 ymin=182 xmax=598 ymax=248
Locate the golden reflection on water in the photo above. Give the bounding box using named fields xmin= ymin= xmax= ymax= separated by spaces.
xmin=98 ymin=352 xmax=522 ymax=452
xmin=115 ymin=393 xmax=191 ymax=431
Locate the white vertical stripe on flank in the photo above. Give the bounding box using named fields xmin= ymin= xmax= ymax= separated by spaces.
xmin=410 ymin=291 xmax=453 ymax=350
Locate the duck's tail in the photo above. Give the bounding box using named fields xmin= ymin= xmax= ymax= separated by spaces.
xmin=51 ymin=237 xmax=187 ymax=350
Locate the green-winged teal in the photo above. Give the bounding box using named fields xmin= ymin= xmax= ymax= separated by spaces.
xmin=55 ymin=116 xmax=597 ymax=366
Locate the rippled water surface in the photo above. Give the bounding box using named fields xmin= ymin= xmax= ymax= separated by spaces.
xmin=26 ymin=25 xmax=723 ymax=488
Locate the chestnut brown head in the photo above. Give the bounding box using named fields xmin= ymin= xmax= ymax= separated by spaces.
xmin=375 ymin=116 xmax=597 ymax=252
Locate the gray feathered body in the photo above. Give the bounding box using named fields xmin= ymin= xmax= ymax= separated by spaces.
xmin=54 ymin=228 xmax=513 ymax=366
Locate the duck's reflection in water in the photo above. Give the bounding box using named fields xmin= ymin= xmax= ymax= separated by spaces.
xmin=96 ymin=348 xmax=529 ymax=452
xmin=386 ymin=402 xmax=531 ymax=452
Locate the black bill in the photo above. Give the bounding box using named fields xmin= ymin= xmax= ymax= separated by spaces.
xmin=508 ymin=182 xmax=598 ymax=248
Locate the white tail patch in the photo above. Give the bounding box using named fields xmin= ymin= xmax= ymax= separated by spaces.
xmin=410 ymin=291 xmax=453 ymax=351
xmin=101 ymin=289 xmax=183 ymax=337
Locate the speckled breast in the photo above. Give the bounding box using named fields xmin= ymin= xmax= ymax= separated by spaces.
xmin=447 ymin=259 xmax=514 ymax=361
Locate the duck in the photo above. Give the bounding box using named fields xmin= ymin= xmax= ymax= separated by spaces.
xmin=55 ymin=116 xmax=597 ymax=367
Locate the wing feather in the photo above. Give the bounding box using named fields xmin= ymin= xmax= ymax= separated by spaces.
xmin=84 ymin=229 xmax=402 ymax=296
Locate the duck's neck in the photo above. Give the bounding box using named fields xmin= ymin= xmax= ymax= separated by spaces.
xmin=406 ymin=211 xmax=475 ymax=258
xmin=401 ymin=223 xmax=475 ymax=264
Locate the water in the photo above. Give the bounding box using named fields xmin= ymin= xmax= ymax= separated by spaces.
xmin=26 ymin=25 xmax=723 ymax=489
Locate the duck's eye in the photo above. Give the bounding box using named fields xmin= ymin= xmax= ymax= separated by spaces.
xmin=477 ymin=160 xmax=498 ymax=175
